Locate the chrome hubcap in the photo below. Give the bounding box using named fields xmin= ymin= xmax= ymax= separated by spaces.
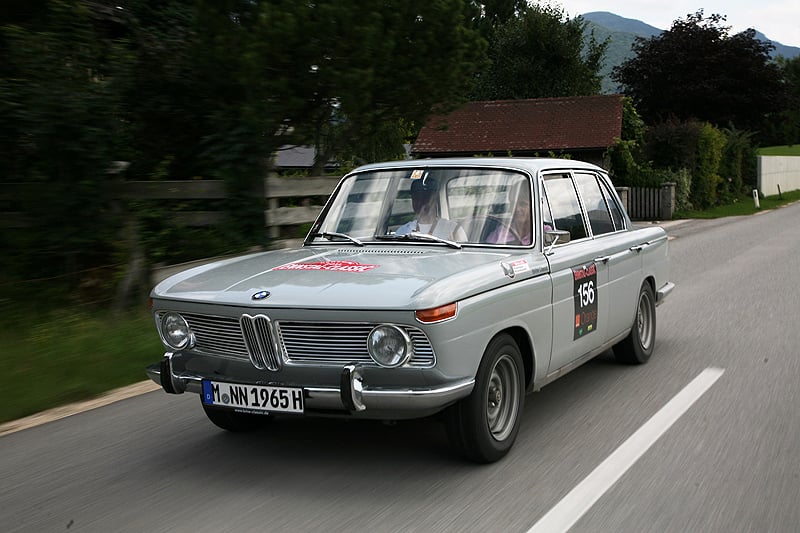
xmin=486 ymin=354 xmax=520 ymax=441
xmin=637 ymin=291 xmax=654 ymax=350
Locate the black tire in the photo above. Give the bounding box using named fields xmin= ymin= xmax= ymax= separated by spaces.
xmin=614 ymin=282 xmax=656 ymax=365
xmin=201 ymin=401 xmax=272 ymax=432
xmin=446 ymin=334 xmax=525 ymax=463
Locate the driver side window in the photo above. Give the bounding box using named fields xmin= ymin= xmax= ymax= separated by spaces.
xmin=542 ymin=174 xmax=587 ymax=241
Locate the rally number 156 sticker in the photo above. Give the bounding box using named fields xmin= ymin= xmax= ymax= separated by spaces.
xmin=573 ymin=262 xmax=598 ymax=339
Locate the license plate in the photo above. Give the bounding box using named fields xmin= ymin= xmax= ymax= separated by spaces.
xmin=202 ymin=380 xmax=304 ymax=414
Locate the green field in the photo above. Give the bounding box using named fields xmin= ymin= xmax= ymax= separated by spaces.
xmin=757 ymin=145 xmax=800 ymax=156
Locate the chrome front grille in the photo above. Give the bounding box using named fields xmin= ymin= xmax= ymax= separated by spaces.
xmin=179 ymin=313 xmax=435 ymax=369
xmin=183 ymin=313 xmax=248 ymax=359
xmin=240 ymin=314 xmax=281 ymax=371
xmin=278 ymin=321 xmax=435 ymax=367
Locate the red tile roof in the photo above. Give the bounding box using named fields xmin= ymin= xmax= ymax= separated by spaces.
xmin=412 ymin=95 xmax=624 ymax=156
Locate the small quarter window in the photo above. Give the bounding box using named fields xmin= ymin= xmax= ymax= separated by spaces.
xmin=599 ymin=178 xmax=625 ymax=231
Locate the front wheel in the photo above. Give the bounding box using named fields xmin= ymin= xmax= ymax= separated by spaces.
xmin=201 ymin=401 xmax=272 ymax=432
xmin=446 ymin=334 xmax=525 ymax=463
xmin=614 ymin=281 xmax=656 ymax=364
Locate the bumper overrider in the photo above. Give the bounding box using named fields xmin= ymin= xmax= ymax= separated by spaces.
xmin=146 ymin=353 xmax=475 ymax=416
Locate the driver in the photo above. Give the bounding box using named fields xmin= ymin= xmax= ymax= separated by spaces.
xmin=485 ymin=192 xmax=532 ymax=245
xmin=395 ymin=176 xmax=467 ymax=241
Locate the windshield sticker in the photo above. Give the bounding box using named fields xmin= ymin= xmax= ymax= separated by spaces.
xmin=573 ymin=262 xmax=598 ymax=340
xmin=410 ymin=169 xmax=425 ymax=180
xmin=273 ymin=260 xmax=379 ymax=273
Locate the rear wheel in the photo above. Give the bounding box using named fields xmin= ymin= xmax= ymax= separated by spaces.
xmin=446 ymin=334 xmax=524 ymax=463
xmin=201 ymin=401 xmax=272 ymax=432
xmin=614 ymin=282 xmax=656 ymax=364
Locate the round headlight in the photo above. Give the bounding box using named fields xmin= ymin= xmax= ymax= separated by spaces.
xmin=160 ymin=312 xmax=193 ymax=350
xmin=367 ymin=325 xmax=412 ymax=368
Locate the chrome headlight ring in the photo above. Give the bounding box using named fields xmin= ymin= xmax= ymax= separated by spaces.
xmin=367 ymin=324 xmax=413 ymax=368
xmin=159 ymin=312 xmax=195 ymax=350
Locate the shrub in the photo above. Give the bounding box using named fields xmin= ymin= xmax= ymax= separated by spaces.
xmin=644 ymin=119 xmax=702 ymax=171
xmin=649 ymin=168 xmax=693 ymax=211
xmin=693 ymin=123 xmax=725 ymax=208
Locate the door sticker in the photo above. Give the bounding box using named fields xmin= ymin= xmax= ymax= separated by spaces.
xmin=573 ymin=262 xmax=598 ymax=339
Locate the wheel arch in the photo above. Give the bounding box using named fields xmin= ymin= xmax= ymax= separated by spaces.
xmin=493 ymin=326 xmax=534 ymax=390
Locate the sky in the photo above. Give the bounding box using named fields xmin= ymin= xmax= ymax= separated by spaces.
xmin=551 ymin=0 xmax=800 ymax=47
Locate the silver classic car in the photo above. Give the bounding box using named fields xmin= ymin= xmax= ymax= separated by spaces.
xmin=146 ymin=158 xmax=674 ymax=462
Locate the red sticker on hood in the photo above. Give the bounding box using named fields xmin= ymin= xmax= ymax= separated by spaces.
xmin=273 ymin=260 xmax=379 ymax=273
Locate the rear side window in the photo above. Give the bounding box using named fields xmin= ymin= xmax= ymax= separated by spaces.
xmin=574 ymin=172 xmax=615 ymax=236
xmin=543 ymin=174 xmax=587 ymax=241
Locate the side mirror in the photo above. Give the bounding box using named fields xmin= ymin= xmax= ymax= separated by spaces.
xmin=544 ymin=229 xmax=570 ymax=246
xmin=544 ymin=229 xmax=570 ymax=254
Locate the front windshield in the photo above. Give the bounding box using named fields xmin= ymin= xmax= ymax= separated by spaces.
xmin=309 ymin=167 xmax=534 ymax=246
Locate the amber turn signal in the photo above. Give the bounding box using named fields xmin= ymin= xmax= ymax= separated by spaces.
xmin=415 ymin=303 xmax=457 ymax=323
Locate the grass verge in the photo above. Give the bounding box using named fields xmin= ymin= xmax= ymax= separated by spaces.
xmin=756 ymin=145 xmax=800 ymax=156
xmin=675 ymin=189 xmax=800 ymax=219
xmin=0 ymin=300 xmax=161 ymax=424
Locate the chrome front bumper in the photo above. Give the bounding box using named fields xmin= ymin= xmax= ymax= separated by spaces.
xmin=656 ymin=281 xmax=675 ymax=306
xmin=146 ymin=355 xmax=474 ymax=415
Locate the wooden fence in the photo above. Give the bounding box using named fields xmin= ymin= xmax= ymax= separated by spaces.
xmin=616 ymin=183 xmax=676 ymax=221
xmin=0 ymin=175 xmax=341 ymax=240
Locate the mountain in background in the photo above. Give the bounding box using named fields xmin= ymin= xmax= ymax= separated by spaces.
xmin=581 ymin=11 xmax=800 ymax=94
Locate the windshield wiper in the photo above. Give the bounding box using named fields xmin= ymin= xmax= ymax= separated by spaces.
xmin=376 ymin=232 xmax=461 ymax=249
xmin=311 ymin=231 xmax=364 ymax=246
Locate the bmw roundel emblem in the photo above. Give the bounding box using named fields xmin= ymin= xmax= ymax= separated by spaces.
xmin=251 ymin=290 xmax=270 ymax=301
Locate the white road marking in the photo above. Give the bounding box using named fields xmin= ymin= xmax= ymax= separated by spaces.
xmin=527 ymin=367 xmax=725 ymax=533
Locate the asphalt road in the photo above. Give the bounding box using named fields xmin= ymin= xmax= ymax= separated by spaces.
xmin=2 ymin=202 xmax=799 ymax=533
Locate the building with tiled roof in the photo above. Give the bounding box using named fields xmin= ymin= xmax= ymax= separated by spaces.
xmin=412 ymin=95 xmax=624 ymax=166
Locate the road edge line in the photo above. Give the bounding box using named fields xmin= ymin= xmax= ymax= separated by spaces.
xmin=0 ymin=380 xmax=161 ymax=437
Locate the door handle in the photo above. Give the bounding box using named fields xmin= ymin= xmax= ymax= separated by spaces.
xmin=629 ymin=244 xmax=644 ymax=253
xmin=594 ymin=255 xmax=610 ymax=263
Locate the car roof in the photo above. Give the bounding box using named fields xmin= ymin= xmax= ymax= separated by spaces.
xmin=350 ymin=157 xmax=604 ymax=175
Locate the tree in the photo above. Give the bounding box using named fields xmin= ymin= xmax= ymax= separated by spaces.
xmin=612 ymin=11 xmax=788 ymax=132
xmin=269 ymin=0 xmax=486 ymax=173
xmin=0 ymin=0 xmax=131 ymax=280
xmin=470 ymin=3 xmax=607 ymax=100
xmin=762 ymin=55 xmax=800 ymax=146
xmin=468 ymin=0 xmax=527 ymax=37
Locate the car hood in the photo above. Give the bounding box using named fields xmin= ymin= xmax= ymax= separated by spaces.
xmin=152 ymin=245 xmax=548 ymax=310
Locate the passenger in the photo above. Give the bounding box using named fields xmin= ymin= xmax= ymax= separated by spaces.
xmin=395 ymin=177 xmax=467 ymax=241
xmin=486 ymin=193 xmax=532 ymax=245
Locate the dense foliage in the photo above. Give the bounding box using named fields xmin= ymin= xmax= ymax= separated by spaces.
xmin=470 ymin=3 xmax=607 ymax=99
xmin=611 ymin=11 xmax=788 ymax=133
xmin=762 ymin=55 xmax=800 ymax=146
